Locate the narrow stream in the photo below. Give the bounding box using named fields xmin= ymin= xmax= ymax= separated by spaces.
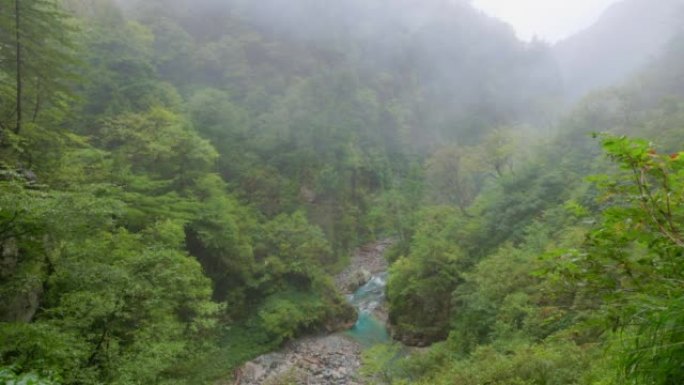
xmin=344 ymin=272 xmax=390 ymax=347
xmin=234 ymin=242 xmax=393 ymax=384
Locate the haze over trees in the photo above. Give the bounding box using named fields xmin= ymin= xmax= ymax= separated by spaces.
xmin=0 ymin=0 xmax=683 ymax=384
xmin=553 ymin=0 xmax=684 ymax=100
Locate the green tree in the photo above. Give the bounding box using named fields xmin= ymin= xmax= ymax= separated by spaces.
xmin=425 ymin=144 xmax=478 ymax=215
xmin=387 ymin=206 xmax=466 ymax=345
xmin=0 ymin=0 xmax=77 ymax=136
xmin=477 ymin=127 xmax=517 ymax=177
xmin=552 ymin=136 xmax=684 ymax=385
xmin=97 ymin=107 xmax=218 ymax=188
xmin=0 ymin=185 xmax=219 ymax=383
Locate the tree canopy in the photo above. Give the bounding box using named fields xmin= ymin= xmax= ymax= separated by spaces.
xmin=1 ymin=0 xmax=683 ymax=384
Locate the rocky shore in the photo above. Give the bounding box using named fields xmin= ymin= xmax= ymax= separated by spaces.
xmin=232 ymin=239 xmax=393 ymax=385
xmin=234 ymin=335 xmax=363 ymax=385
xmin=335 ymin=239 xmax=391 ymax=294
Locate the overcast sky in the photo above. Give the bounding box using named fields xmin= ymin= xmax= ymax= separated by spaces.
xmin=470 ymin=0 xmax=621 ymax=43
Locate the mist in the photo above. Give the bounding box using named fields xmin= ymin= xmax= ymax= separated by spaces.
xmin=2 ymin=0 xmax=684 ymax=384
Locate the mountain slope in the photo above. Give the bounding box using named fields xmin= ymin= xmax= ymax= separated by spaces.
xmin=553 ymin=0 xmax=684 ymax=100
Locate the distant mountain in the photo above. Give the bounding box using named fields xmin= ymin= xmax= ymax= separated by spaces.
xmin=117 ymin=0 xmax=563 ymax=142
xmin=553 ymin=0 xmax=684 ymax=100
xmin=223 ymin=0 xmax=563 ymax=142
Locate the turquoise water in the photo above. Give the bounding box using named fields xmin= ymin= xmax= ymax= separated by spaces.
xmin=346 ymin=312 xmax=389 ymax=347
xmin=344 ymin=272 xmax=390 ymax=347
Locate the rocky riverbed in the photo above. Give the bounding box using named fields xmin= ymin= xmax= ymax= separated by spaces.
xmin=234 ymin=335 xmax=363 ymax=385
xmin=232 ymin=239 xmax=393 ymax=385
xmin=335 ymin=239 xmax=391 ymax=294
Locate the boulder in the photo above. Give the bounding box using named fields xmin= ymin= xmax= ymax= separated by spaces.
xmin=346 ymin=268 xmax=371 ymax=292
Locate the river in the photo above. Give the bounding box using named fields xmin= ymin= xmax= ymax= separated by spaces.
xmin=233 ymin=240 xmax=392 ymax=385
xmin=345 ymin=272 xmax=390 ymax=347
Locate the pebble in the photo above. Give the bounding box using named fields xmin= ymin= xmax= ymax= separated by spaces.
xmin=233 ymin=335 xmax=363 ymax=384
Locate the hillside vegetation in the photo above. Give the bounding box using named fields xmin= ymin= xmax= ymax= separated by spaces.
xmin=0 ymin=0 xmax=682 ymax=384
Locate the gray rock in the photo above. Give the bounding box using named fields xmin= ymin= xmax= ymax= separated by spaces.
xmin=234 ymin=240 xmax=395 ymax=385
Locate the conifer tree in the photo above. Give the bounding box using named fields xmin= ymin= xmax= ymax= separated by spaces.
xmin=0 ymin=0 xmax=77 ymax=138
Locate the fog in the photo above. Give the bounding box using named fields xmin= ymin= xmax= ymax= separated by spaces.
xmin=81 ymin=0 xmax=684 ymax=151
xmin=471 ymin=0 xmax=620 ymax=42
xmin=109 ymin=0 xmax=684 ymax=128
xmin=554 ymin=0 xmax=684 ymax=99
xmin=110 ymin=0 xmax=566 ymax=144
xmin=3 ymin=0 xmax=684 ymax=382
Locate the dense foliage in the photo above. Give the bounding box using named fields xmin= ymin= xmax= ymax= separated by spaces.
xmin=367 ymin=31 xmax=684 ymax=385
xmin=1 ymin=0 xmax=683 ymax=384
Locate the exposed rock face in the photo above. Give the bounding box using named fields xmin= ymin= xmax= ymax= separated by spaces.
xmin=388 ymin=326 xmax=444 ymax=348
xmin=345 ymin=269 xmax=372 ymax=293
xmin=0 ymin=238 xmax=19 ymax=274
xmin=0 ymin=238 xmax=42 ymax=322
xmin=323 ymin=301 xmax=358 ymax=333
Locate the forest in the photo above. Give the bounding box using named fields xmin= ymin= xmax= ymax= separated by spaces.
xmin=0 ymin=0 xmax=682 ymax=384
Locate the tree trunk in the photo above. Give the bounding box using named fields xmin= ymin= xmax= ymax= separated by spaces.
xmin=14 ymin=0 xmax=22 ymax=135
xmin=32 ymin=80 xmax=42 ymax=123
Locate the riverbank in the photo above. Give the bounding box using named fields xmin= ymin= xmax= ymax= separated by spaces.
xmin=233 ymin=335 xmax=362 ymax=385
xmin=230 ymin=239 xmax=393 ymax=385
xmin=335 ymin=239 xmax=391 ymax=294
